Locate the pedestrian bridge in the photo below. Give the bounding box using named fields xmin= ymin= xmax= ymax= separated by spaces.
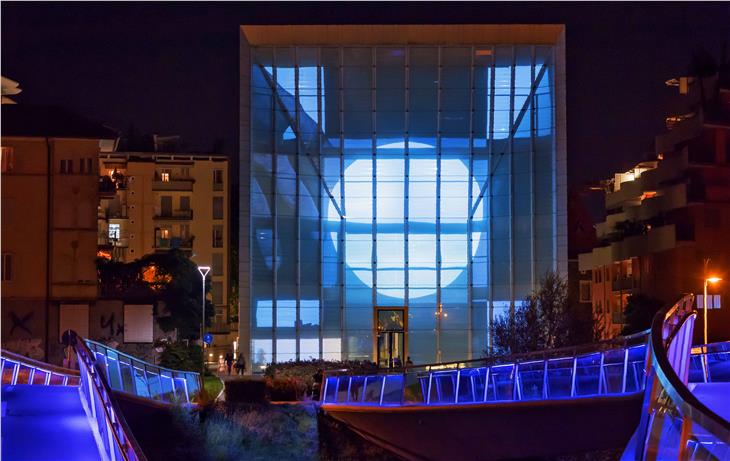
xmin=321 ymin=294 xmax=730 ymax=460
xmin=1 ymin=334 xmax=201 ymax=461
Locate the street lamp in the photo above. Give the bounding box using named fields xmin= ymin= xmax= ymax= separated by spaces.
xmin=703 ymin=276 xmax=722 ymax=345
xmin=197 ymin=265 xmax=211 ymax=348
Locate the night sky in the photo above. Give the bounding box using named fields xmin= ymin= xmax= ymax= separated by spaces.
xmin=3 ymin=2 xmax=729 ymax=187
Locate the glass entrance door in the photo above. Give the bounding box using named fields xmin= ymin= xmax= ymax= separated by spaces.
xmin=375 ymin=308 xmax=406 ymax=368
xmin=377 ymin=331 xmax=404 ymax=368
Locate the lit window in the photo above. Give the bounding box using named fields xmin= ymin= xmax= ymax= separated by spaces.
xmin=160 ymin=228 xmax=170 ymax=239
xmin=161 ymin=172 xmax=170 ymax=182
xmin=108 ymin=223 xmax=121 ymax=240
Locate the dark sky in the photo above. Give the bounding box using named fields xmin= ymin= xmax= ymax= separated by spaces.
xmin=2 ymin=2 xmax=729 ymax=186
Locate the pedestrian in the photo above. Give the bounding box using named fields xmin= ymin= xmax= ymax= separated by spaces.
xmin=225 ymin=352 xmax=234 ymax=375
xmin=406 ymin=356 xmax=414 ymax=367
xmin=235 ymin=353 xmax=245 ymax=375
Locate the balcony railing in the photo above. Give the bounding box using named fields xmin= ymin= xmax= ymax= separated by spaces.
xmin=612 ymin=277 xmax=637 ymax=292
xmin=153 ymin=209 xmax=193 ymax=220
xmin=152 ymin=178 xmax=194 ymax=191
xmin=155 ymin=236 xmax=194 ymax=249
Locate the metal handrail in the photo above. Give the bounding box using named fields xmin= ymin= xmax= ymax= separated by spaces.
xmin=324 ymin=329 xmax=650 ymax=378
xmin=627 ymin=294 xmax=730 ymax=460
xmin=85 ymin=339 xmax=202 ymax=403
xmin=1 ymin=349 xmax=79 ymax=385
xmin=72 ymin=332 xmax=148 ymax=461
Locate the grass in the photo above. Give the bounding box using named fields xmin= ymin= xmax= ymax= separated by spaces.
xmin=203 ymin=375 xmax=224 ymax=400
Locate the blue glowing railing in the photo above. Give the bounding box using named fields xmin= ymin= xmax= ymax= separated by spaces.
xmin=84 ymin=339 xmax=201 ymax=404
xmin=1 ymin=349 xmax=79 ymax=386
xmin=73 ymin=334 xmax=147 ymax=461
xmin=322 ymin=332 xmax=651 ymax=406
xmin=623 ymin=295 xmax=730 ymax=460
xmin=688 ymin=341 xmax=730 ymax=384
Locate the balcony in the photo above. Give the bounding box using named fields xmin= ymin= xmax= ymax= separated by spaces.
xmin=155 ymin=236 xmax=194 ymax=250
xmin=611 ymin=277 xmax=637 ymax=292
xmin=213 ymin=182 xmax=224 ymax=191
xmin=153 ymin=209 xmax=193 ymax=221
xmin=152 ymin=177 xmax=194 ymax=191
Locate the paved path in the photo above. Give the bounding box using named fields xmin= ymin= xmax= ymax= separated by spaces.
xmin=1 ymin=385 xmax=102 ymax=461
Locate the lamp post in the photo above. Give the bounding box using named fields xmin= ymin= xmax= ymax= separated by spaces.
xmin=703 ymin=276 xmax=721 ymax=345
xmin=197 ymin=265 xmax=211 ymax=353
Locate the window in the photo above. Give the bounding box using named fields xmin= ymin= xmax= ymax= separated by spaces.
xmin=1 ymin=147 xmax=14 ymax=173
xmin=1 ymin=253 xmax=12 ymax=281
xmin=79 ymin=158 xmax=93 ymax=174
xmin=180 ymin=167 xmax=190 ymax=178
xmin=213 ymin=197 xmax=224 ymax=220
xmin=180 ymin=224 xmax=190 ymax=239
xmin=180 ymin=196 xmax=191 ymax=211
xmin=212 ymin=225 xmax=223 ymax=248
xmin=212 ymin=282 xmax=224 ymax=305
xmin=212 ymin=253 xmax=224 ymax=276
xmin=160 ymin=228 xmax=170 ymax=239
xmin=60 ymin=159 xmax=73 ymax=174
xmin=160 ymin=169 xmax=171 ymax=182
xmin=108 ymin=223 xmax=121 ymax=240
xmin=213 ymin=169 xmax=224 ymax=185
xmin=579 ymin=280 xmax=591 ymax=303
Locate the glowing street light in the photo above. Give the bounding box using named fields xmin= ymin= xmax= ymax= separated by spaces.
xmin=197 ymin=265 xmax=211 ymax=353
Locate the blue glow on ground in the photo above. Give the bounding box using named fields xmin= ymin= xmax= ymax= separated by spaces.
xmin=1 ymin=385 xmax=102 ymax=461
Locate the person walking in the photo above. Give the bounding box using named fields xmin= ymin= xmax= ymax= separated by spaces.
xmin=224 ymin=352 xmax=234 ymax=376
xmin=235 ymin=353 xmax=246 ymax=375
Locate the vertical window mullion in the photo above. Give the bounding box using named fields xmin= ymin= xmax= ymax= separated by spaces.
xmin=339 ymin=47 xmax=346 ymax=359
xmin=435 ymin=46 xmax=443 ymax=362
xmin=467 ymin=46 xmax=475 ymax=359
xmin=294 ymin=47 xmax=302 ymax=361
xmin=487 ymin=45 xmax=496 ymax=353
xmin=271 ymin=48 xmax=278 ymax=362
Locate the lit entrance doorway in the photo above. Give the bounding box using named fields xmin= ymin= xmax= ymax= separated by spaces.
xmin=374 ymin=307 xmax=407 ymax=368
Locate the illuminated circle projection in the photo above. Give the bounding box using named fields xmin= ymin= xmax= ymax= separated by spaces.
xmin=328 ymin=153 xmax=482 ymax=300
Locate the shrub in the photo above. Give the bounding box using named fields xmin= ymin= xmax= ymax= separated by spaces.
xmin=266 ymin=376 xmax=308 ymax=402
xmin=158 ymin=342 xmax=203 ymax=372
xmin=263 ymin=359 xmax=378 ymax=400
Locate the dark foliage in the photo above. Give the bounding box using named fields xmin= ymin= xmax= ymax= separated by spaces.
xmin=158 ymin=341 xmax=204 ymax=372
xmin=225 ymin=379 xmax=267 ymax=404
xmin=97 ymin=249 xmax=212 ymax=339
xmin=621 ymin=294 xmax=665 ymax=336
xmin=492 ymin=271 xmax=595 ymax=355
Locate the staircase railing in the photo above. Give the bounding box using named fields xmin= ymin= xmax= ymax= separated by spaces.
xmin=624 ymin=294 xmax=730 ymax=460
xmin=72 ymin=332 xmax=148 ymax=461
xmin=84 ymin=339 xmax=201 ymax=404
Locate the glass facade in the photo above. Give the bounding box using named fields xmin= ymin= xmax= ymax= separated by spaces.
xmin=248 ymin=43 xmax=560 ymax=368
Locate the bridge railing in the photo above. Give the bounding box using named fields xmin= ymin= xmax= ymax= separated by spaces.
xmin=688 ymin=341 xmax=730 ymax=384
xmin=322 ymin=332 xmax=650 ymax=406
xmin=84 ymin=339 xmax=201 ymax=404
xmin=73 ymin=333 xmax=148 ymax=461
xmin=625 ymin=295 xmax=730 ymax=460
xmin=1 ymin=349 xmax=79 ymax=386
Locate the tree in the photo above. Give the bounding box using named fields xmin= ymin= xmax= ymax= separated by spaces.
xmin=492 ymin=271 xmax=594 ymax=355
xmin=621 ymin=294 xmax=664 ymax=336
xmin=98 ymin=249 xmax=213 ymax=339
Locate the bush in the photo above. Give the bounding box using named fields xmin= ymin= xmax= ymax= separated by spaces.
xmin=266 ymin=376 xmax=308 ymax=402
xmin=158 ymin=342 xmax=203 ymax=372
xmin=225 ymin=379 xmax=267 ymax=404
xmin=264 ymin=359 xmax=378 ymax=400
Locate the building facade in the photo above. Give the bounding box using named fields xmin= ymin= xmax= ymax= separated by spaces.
xmin=1 ymin=105 xmax=118 ymax=362
xmin=240 ymin=25 xmax=567 ymax=369
xmin=97 ymin=152 xmax=234 ymax=350
xmin=579 ymin=72 xmax=730 ymax=340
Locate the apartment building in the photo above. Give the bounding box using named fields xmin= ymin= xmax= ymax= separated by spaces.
xmin=97 ymin=152 xmax=235 ymax=350
xmin=1 ymin=104 xmax=118 ymax=362
xmin=579 ymin=71 xmax=730 ymax=340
